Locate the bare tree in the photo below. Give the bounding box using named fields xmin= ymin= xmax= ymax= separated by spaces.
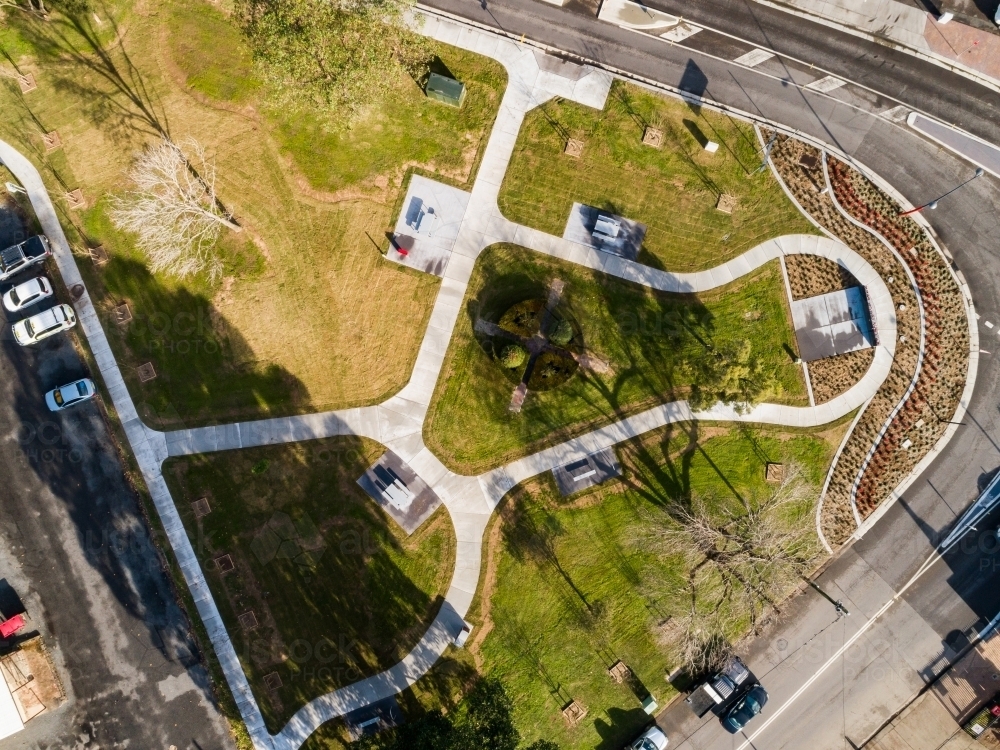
xmin=647 ymin=465 xmax=819 ymax=639
xmin=655 ymin=612 xmax=734 ymax=678
xmin=0 ymin=0 xmax=47 ymax=17
xmin=110 ymin=138 xmax=240 ymax=280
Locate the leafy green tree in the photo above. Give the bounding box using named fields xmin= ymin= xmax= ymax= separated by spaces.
xmin=233 ymin=0 xmax=428 ymax=117
xmin=548 ymin=319 xmax=573 ymax=347
xmin=688 ymin=339 xmax=781 ymax=411
xmin=500 ymin=344 xmax=527 ymax=370
xmin=456 ymin=677 xmax=520 ymax=750
xmin=352 ymin=677 xmax=558 ymax=750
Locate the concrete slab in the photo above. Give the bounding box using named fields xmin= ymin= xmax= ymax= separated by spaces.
xmin=551 ymin=447 xmax=622 ymax=496
xmin=388 ymin=177 xmax=471 ymax=278
xmin=356 ymin=450 xmax=442 ymax=535
xmin=562 ymin=202 xmax=646 ymax=260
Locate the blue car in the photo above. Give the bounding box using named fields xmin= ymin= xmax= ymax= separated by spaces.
xmin=721 ymin=685 xmax=768 ymax=733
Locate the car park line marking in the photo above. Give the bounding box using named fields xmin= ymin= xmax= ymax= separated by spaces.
xmin=733 ymin=48 xmax=775 ymax=68
xmin=806 ymin=75 xmax=847 ymax=93
xmin=660 ymin=22 xmax=701 ymax=42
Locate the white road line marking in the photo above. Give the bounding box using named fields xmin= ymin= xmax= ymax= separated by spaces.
xmin=806 ymin=75 xmax=847 ymax=93
xmin=736 ymin=545 xmax=951 ymax=750
xmin=880 ymin=104 xmax=910 ymax=122
xmin=734 ymin=48 xmax=775 ymax=67
xmin=660 ymin=22 xmax=701 ymax=42
xmin=986 ymin=320 xmax=995 ymax=328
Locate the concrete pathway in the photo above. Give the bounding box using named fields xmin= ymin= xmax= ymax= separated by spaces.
xmin=0 ymin=11 xmax=906 ymax=750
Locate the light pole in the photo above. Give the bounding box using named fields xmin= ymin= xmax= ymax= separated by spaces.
xmin=899 ymin=167 xmax=985 ymax=215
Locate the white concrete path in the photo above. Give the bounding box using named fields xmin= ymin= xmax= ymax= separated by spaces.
xmin=0 ymin=12 xmax=903 ymax=750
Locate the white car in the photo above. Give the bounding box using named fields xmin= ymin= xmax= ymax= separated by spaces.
xmin=629 ymin=726 xmax=668 ymax=750
xmin=45 ymin=378 xmax=96 ymax=412
xmin=3 ymin=276 xmax=53 ymax=313
xmin=12 ymin=303 xmax=76 ymax=346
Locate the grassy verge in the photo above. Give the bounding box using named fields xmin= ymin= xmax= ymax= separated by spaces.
xmin=424 ymin=243 xmax=807 ymax=474
xmin=0 ymin=0 xmax=506 ymax=428
xmin=474 ymin=422 xmax=840 ymax=749
xmin=498 ymin=81 xmax=818 ymax=272
xmin=164 ymin=437 xmax=456 ymax=732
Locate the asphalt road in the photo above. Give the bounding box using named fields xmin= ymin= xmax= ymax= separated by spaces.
xmin=420 ymin=0 xmax=1000 ymax=746
xmin=0 ymin=210 xmax=232 ymax=748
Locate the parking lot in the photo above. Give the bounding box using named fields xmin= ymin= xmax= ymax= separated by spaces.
xmin=0 ymin=200 xmax=232 ymax=748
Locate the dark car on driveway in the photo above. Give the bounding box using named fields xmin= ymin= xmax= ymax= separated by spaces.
xmin=721 ymin=685 xmax=768 ymax=733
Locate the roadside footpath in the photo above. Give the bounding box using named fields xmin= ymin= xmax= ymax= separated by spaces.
xmin=865 ymin=628 xmax=1000 ymax=749
xmin=755 ymin=0 xmax=1000 ymax=91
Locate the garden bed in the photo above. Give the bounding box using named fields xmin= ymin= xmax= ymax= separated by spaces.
xmin=784 ymin=254 xmax=859 ymax=300
xmin=766 ymin=132 xmax=969 ymax=544
xmin=826 ymin=157 xmax=969 ymax=519
xmin=808 ymin=349 xmax=875 ymax=405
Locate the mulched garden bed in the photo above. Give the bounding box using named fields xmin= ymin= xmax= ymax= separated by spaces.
xmin=785 ymin=254 xmax=860 ymax=300
xmin=808 ymin=349 xmax=875 ymax=405
xmin=765 ymin=131 xmax=967 ymax=546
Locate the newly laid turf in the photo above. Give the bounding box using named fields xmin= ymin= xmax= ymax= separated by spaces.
xmin=474 ymin=424 xmax=837 ymax=749
xmin=166 ymin=437 xmax=456 ymax=732
xmin=0 ymin=0 xmax=505 ymax=427
xmin=424 ymin=244 xmax=807 ymax=474
xmin=498 ymin=81 xmax=818 ymax=272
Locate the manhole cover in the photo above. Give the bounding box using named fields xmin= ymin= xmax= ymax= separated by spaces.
xmin=70 ymin=284 xmax=85 ymax=300
xmin=214 ymin=554 xmax=235 ymax=573
xmin=264 ymin=672 xmax=282 ymax=691
xmin=777 ymin=638 xmax=788 ymax=651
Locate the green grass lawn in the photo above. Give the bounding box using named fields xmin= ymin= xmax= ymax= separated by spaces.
xmin=474 ymin=424 xmax=836 ymax=749
xmin=0 ymin=0 xmax=506 ymax=428
xmin=498 ymin=81 xmax=818 ymax=272
xmin=423 ymin=244 xmax=807 ymax=474
xmin=167 ymin=1 xmax=508 ymax=194
xmin=165 ymin=437 xmax=456 ymax=732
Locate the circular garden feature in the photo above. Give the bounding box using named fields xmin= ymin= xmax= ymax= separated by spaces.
xmin=477 ymin=293 xmax=583 ymax=406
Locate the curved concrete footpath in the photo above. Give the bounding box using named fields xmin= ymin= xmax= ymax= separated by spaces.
xmin=0 ymin=13 xmax=906 ymax=750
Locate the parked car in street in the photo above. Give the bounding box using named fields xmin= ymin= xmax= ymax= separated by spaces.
xmin=0 ymin=236 xmax=50 ymax=281
xmin=2 ymin=276 xmax=53 ymax=313
xmin=45 ymin=378 xmax=96 ymax=412
xmin=721 ymin=684 xmax=769 ymax=733
xmin=627 ymin=725 xmax=668 ymax=750
xmin=12 ymin=303 xmax=76 ymax=346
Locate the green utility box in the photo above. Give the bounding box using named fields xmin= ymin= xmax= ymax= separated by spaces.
xmin=426 ymin=73 xmax=466 ymax=107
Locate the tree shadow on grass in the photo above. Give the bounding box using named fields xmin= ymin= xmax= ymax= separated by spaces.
xmin=594 ymin=705 xmax=657 ymax=750
xmin=85 ymin=254 xmax=308 ymax=429
xmin=165 ymin=438 xmax=454 ymax=732
xmin=11 ymin=0 xmax=171 ymax=145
